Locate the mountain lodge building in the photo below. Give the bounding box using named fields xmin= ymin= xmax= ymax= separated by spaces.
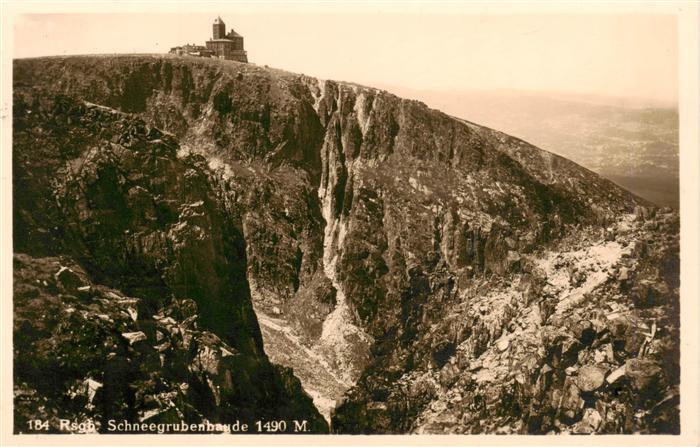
xmin=169 ymin=17 xmax=248 ymax=63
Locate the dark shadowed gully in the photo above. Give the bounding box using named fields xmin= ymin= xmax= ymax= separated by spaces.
xmin=13 ymin=55 xmax=679 ymax=434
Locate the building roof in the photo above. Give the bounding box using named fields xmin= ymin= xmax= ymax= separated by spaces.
xmin=214 ymin=16 xmax=224 ymax=25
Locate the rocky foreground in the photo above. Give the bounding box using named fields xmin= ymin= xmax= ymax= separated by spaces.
xmin=13 ymin=98 xmax=327 ymax=433
xmin=13 ymin=56 xmax=679 ymax=434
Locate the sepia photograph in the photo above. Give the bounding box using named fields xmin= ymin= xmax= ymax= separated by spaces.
xmin=1 ymin=1 xmax=699 ymax=445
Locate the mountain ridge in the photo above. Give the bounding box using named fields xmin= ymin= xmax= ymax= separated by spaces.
xmin=13 ymin=55 xmax=651 ymax=208
xmin=370 ymin=84 xmax=678 ymax=208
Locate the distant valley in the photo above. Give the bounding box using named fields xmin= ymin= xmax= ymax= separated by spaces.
xmin=375 ymin=87 xmax=679 ymax=209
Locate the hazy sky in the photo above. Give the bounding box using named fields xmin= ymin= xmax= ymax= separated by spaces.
xmin=12 ymin=11 xmax=677 ymax=103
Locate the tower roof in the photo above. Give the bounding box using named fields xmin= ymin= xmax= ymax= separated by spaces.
xmin=213 ymin=16 xmax=224 ymax=25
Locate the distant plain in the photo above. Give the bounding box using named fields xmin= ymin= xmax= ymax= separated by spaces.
xmin=377 ymin=86 xmax=679 ymax=209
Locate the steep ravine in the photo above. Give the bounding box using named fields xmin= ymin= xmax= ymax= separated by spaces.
xmin=13 ymin=56 xmax=679 ymax=434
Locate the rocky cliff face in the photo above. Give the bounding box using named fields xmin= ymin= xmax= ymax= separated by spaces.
xmin=13 ymin=94 xmax=326 ymax=433
xmin=13 ymin=56 xmax=679 ymax=434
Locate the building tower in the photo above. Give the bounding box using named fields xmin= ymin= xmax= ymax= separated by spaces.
xmin=213 ymin=16 xmax=226 ymax=39
xmin=206 ymin=16 xmax=248 ymax=63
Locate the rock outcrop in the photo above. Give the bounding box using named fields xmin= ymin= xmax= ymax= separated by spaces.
xmin=13 ymin=95 xmax=327 ymax=433
xmin=13 ymin=55 xmax=679 ymax=434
